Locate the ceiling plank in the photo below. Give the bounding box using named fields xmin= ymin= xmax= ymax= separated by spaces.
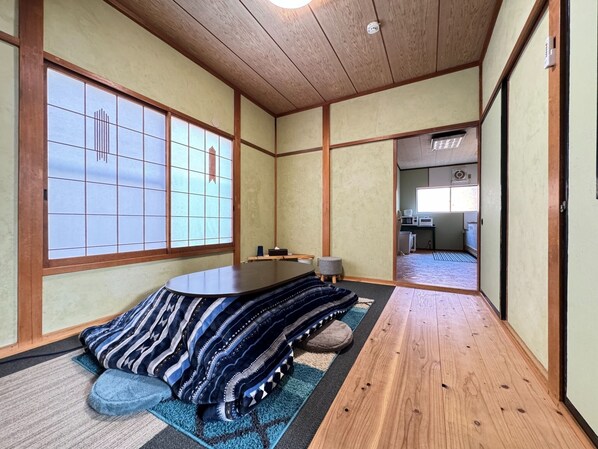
xmin=240 ymin=0 xmax=356 ymax=101
xmin=108 ymin=0 xmax=294 ymax=114
xmin=437 ymin=0 xmax=499 ymax=71
xmin=374 ymin=0 xmax=439 ymax=83
xmin=175 ymin=0 xmax=324 ymax=109
xmin=310 ymin=0 xmax=393 ymax=92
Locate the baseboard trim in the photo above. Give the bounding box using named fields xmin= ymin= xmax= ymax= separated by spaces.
xmin=342 ymin=276 xmax=397 ymax=286
xmin=0 ymin=313 xmax=119 ymax=360
xmin=565 ymin=398 xmax=598 ymax=448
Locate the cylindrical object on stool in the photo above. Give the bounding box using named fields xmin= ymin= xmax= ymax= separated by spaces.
xmin=319 ymin=256 xmax=342 ymax=275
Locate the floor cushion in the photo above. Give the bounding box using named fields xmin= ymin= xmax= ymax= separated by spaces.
xmin=298 ymin=320 xmax=353 ymax=353
xmin=88 ymin=369 xmax=172 ymax=416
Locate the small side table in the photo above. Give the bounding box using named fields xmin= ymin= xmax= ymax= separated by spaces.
xmin=247 ymin=254 xmax=315 ymax=262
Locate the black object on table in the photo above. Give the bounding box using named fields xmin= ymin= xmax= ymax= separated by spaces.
xmin=165 ymin=261 xmax=314 ymax=297
xmin=401 ymin=225 xmax=436 ymax=250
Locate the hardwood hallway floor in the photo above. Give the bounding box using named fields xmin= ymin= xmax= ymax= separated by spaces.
xmin=309 ymin=287 xmax=594 ymax=449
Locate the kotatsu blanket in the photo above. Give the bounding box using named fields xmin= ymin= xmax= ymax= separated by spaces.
xmin=80 ymin=275 xmax=357 ymax=420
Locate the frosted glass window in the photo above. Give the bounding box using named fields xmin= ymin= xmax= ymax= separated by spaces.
xmin=48 ymin=106 xmax=85 ymax=148
xmin=48 ymin=143 xmax=85 ymax=181
xmin=145 ymin=135 xmax=166 ymax=165
xmin=451 ymin=186 xmax=479 ymax=212
xmin=171 ymin=117 xmax=188 ymax=145
xmin=118 ymin=186 xmax=143 ymax=216
xmin=48 ymin=178 xmax=85 ymax=214
xmin=189 ymin=125 xmax=205 ymax=150
xmin=87 ymin=183 xmax=117 ymax=215
xmin=417 ymin=186 xmax=480 ymax=213
xmin=118 ymin=128 xmax=143 ymax=160
xmin=119 ymin=216 xmax=143 ymax=244
xmin=47 ymin=69 xmax=167 ymax=260
xmin=86 ymin=85 xmax=116 ymax=122
xmin=417 ymin=188 xmax=451 ymax=213
xmin=170 ymin=116 xmax=233 ymax=248
xmin=144 ymin=108 xmax=165 ymax=139
xmin=87 ymin=215 xmax=117 ymax=247
xmin=117 ymin=97 xmax=143 ymax=132
xmin=47 ymin=70 xmax=84 ymax=114
xmin=118 ymin=156 xmax=144 ymax=188
xmin=189 ymin=149 xmax=205 ymax=173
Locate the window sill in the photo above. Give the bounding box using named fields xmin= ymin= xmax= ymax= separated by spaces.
xmin=42 ymin=244 xmax=234 ymax=276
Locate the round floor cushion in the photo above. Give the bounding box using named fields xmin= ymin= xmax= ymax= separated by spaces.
xmin=298 ymin=320 xmax=353 ymax=353
xmin=88 ymin=369 xmax=172 ymax=416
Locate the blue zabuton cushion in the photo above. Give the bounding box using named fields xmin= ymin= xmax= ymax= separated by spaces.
xmin=88 ymin=369 xmax=172 ymax=416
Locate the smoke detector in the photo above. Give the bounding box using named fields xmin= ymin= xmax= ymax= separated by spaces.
xmin=366 ymin=21 xmax=380 ymax=35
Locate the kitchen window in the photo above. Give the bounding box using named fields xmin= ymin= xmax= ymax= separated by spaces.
xmin=417 ymin=185 xmax=479 ymax=213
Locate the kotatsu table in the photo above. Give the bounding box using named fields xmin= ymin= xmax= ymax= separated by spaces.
xmin=165 ymin=261 xmax=315 ymax=297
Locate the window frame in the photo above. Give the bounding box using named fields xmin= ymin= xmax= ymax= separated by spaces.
xmin=43 ymin=64 xmax=235 ymax=275
xmin=416 ymin=185 xmax=480 ymax=214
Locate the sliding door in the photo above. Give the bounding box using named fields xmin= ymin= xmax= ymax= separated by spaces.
xmin=480 ymin=89 xmax=503 ymax=314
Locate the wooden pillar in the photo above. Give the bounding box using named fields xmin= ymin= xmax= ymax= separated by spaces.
xmin=322 ymin=105 xmax=330 ymax=257
xmin=233 ymin=91 xmax=241 ymax=264
xmin=18 ymin=0 xmax=45 ymax=346
xmin=547 ymin=0 xmax=567 ymax=401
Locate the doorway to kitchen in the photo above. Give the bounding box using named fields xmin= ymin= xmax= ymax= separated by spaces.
xmin=394 ymin=126 xmax=479 ymax=291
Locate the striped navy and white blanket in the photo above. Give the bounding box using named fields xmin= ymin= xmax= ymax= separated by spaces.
xmin=80 ymin=275 xmax=357 ymax=420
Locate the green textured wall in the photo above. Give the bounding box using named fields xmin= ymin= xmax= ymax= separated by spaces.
xmin=567 ymin=0 xmax=598 ymax=435
xmin=399 ymin=169 xmax=464 ymax=251
xmin=507 ymin=12 xmax=548 ymax=369
xmin=331 ymin=142 xmax=394 ymax=280
xmin=0 ymin=0 xmax=17 ymax=36
xmin=482 ymin=0 xmax=536 ymax=109
xmin=241 ymin=96 xmax=275 ymax=153
xmin=480 ymin=91 xmax=502 ymax=312
xmin=277 ymin=152 xmax=322 ymax=263
xmin=241 ymin=144 xmax=275 ymax=261
xmin=276 ymin=107 xmax=322 ymax=154
xmin=0 ymin=41 xmax=18 ymax=347
xmin=43 ymin=254 xmax=232 ymax=333
xmin=44 ymin=0 xmax=234 ymax=134
xmin=330 ymin=67 xmax=478 ymax=145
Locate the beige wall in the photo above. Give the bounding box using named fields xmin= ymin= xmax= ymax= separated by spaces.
xmin=241 ymin=144 xmax=275 ymax=261
xmin=276 ymin=152 xmax=322 ymax=261
xmin=480 ymin=91 xmax=502 ymax=312
xmin=482 ymin=0 xmax=536 ymax=109
xmin=507 ymin=12 xmax=548 ymax=369
xmin=567 ymin=0 xmax=598 ymax=434
xmin=276 ymin=107 xmax=322 ymax=154
xmin=0 ymin=41 xmax=18 ymax=347
xmin=241 ymin=96 xmax=275 ymax=153
xmin=43 ymin=254 xmax=232 ymax=333
xmin=331 ymin=142 xmax=394 ymax=280
xmin=0 ymin=0 xmax=17 ymax=36
xmin=44 ymin=0 xmax=234 ymax=134
xmin=331 ymin=67 xmax=479 ymax=145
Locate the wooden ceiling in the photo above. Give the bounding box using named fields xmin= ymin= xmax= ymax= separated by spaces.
xmin=397 ymin=126 xmax=478 ymax=170
xmin=106 ymin=0 xmax=499 ymax=116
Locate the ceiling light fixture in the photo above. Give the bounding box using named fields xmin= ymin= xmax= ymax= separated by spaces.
xmin=269 ymin=0 xmax=312 ymax=9
xmin=366 ymin=21 xmax=380 ymax=35
xmin=430 ymin=130 xmax=466 ymax=151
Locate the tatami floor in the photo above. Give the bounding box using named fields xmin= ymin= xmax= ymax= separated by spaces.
xmin=396 ymin=250 xmax=478 ymax=290
xmin=310 ymin=287 xmax=593 ymax=449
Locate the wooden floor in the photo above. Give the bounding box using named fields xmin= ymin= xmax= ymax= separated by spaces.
xmin=396 ymin=251 xmax=478 ymax=291
xmin=309 ymin=287 xmax=593 ymax=449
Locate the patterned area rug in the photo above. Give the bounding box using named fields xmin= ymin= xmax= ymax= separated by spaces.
xmin=75 ymin=300 xmax=371 ymax=449
xmin=433 ymin=251 xmax=477 ymax=263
